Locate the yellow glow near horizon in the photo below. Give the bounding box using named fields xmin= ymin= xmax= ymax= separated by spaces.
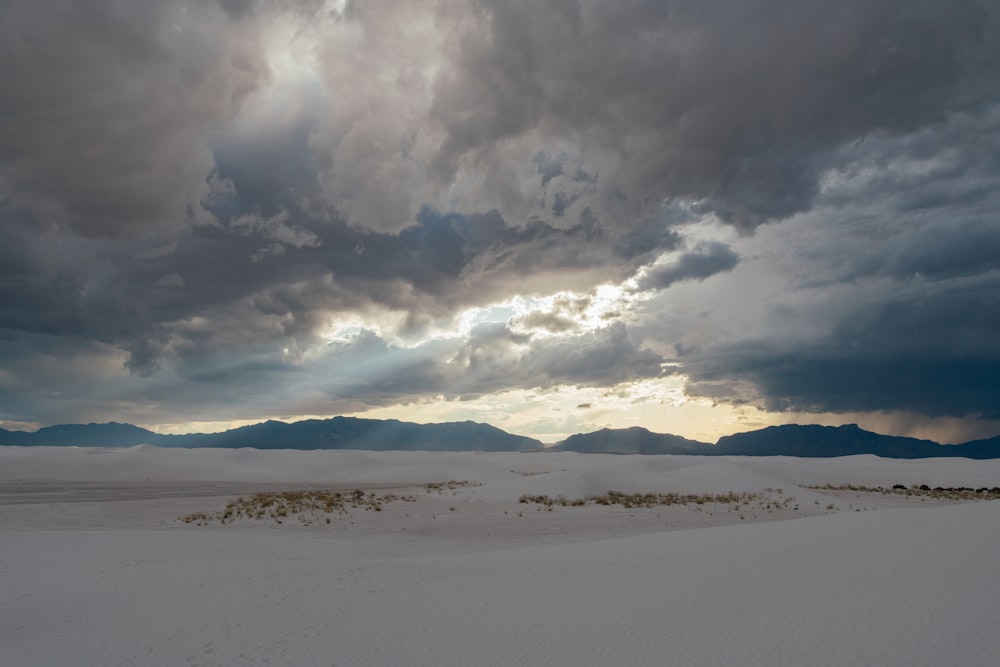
xmin=348 ymin=377 xmax=776 ymax=444
xmin=144 ymin=419 xmax=269 ymax=436
xmin=132 ymin=391 xmax=998 ymax=445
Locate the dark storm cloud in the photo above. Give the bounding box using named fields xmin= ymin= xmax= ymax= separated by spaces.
xmin=637 ymin=243 xmax=739 ymax=292
xmin=678 ymin=215 xmax=1000 ymax=421
xmin=3 ymin=0 xmax=997 ymax=241
xmin=662 ymin=122 xmax=1000 ymax=427
xmin=1 ymin=0 xmax=999 ymax=431
xmin=428 ymin=0 xmax=1000 ymax=230
xmin=625 ymin=92 xmax=1000 ymax=430
xmin=0 ymin=1 xmax=268 ymax=237
xmin=657 ymin=99 xmax=1000 ymax=426
xmin=0 ymin=197 xmax=675 ymax=379
xmin=683 ymin=275 xmax=1000 ymax=419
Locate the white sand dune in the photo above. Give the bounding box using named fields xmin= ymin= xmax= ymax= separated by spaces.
xmin=1 ymin=446 xmax=998 ymax=666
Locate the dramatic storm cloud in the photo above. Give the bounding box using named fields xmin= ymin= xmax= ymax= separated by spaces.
xmin=1 ymin=0 xmax=998 ymax=442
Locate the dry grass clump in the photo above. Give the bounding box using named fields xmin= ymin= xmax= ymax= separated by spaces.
xmin=519 ymin=494 xmax=588 ymax=507
xmin=519 ymin=490 xmax=796 ymax=511
xmin=180 ymin=511 xmax=212 ymax=526
xmin=424 ymin=480 xmax=481 ymax=493
xmin=180 ymin=488 xmax=418 ymax=526
xmin=809 ymin=484 xmax=1000 ymax=501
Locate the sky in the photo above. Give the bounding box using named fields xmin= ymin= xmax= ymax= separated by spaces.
xmin=1 ymin=0 xmax=999 ymax=444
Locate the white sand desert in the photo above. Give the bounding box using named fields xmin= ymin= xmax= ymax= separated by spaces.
xmin=1 ymin=446 xmax=998 ymax=666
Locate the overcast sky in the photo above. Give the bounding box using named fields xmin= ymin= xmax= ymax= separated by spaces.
xmin=2 ymin=0 xmax=999 ymax=443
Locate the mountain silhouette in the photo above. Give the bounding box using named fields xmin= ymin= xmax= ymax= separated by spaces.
xmin=552 ymin=427 xmax=712 ymax=454
xmin=0 ymin=417 xmax=541 ymax=452
xmin=713 ymin=424 xmax=945 ymax=458
xmin=711 ymin=424 xmax=998 ymax=459
xmin=2 ymin=419 xmax=998 ymax=459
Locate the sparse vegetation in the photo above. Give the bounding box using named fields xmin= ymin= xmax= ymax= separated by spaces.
xmin=808 ymin=484 xmax=1000 ymax=501
xmin=517 ymin=490 xmax=797 ymax=511
xmin=178 ymin=480 xmax=996 ymax=529
xmin=179 ymin=488 xmax=418 ymax=526
xmin=424 ymin=480 xmax=481 ymax=493
xmin=179 ymin=511 xmax=211 ymax=526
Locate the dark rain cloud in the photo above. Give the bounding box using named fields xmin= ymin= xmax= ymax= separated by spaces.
xmin=682 ymin=273 xmax=1000 ymax=420
xmin=3 ymin=0 xmax=997 ymax=240
xmin=0 ymin=201 xmax=677 ymax=378
xmin=1 ymin=0 xmax=999 ymax=431
xmin=0 ymin=1 xmax=269 ymax=237
xmin=637 ymin=243 xmax=740 ymax=292
xmin=675 ymin=174 xmax=1000 ymax=424
xmin=427 ymin=0 xmax=1000 ymax=230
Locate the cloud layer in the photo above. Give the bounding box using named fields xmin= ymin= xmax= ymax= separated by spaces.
xmin=1 ymin=0 xmax=998 ymax=441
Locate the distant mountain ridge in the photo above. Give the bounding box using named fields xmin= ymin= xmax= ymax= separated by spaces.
xmin=554 ymin=424 xmax=1000 ymax=459
xmin=552 ymin=424 xmax=999 ymax=459
xmin=1 ymin=419 xmax=998 ymax=459
xmin=551 ymin=427 xmax=712 ymax=455
xmin=0 ymin=417 xmax=541 ymax=452
xmin=712 ymin=424 xmax=993 ymax=459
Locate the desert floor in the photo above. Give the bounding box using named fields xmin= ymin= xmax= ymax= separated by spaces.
xmin=1 ymin=446 xmax=998 ymax=666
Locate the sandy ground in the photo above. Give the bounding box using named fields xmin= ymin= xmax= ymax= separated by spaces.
xmin=1 ymin=447 xmax=998 ymax=666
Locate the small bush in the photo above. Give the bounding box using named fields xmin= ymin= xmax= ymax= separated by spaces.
xmin=179 ymin=482 xmax=458 ymax=526
xmin=516 ymin=490 xmax=792 ymax=511
xmin=425 ymin=480 xmax=481 ymax=493
xmin=807 ymin=484 xmax=1000 ymax=501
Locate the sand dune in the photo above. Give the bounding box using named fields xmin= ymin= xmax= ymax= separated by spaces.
xmin=1 ymin=446 xmax=998 ymax=666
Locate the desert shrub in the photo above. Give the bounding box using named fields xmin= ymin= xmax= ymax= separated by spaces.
xmin=425 ymin=480 xmax=482 ymax=493
xmin=180 ymin=483 xmax=455 ymax=526
xmin=517 ymin=490 xmax=791 ymax=510
xmin=807 ymin=484 xmax=1000 ymax=501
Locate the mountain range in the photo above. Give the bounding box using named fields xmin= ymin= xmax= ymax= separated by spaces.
xmin=554 ymin=424 xmax=1000 ymax=459
xmin=0 ymin=417 xmax=537 ymax=452
xmin=1 ymin=418 xmax=998 ymax=459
